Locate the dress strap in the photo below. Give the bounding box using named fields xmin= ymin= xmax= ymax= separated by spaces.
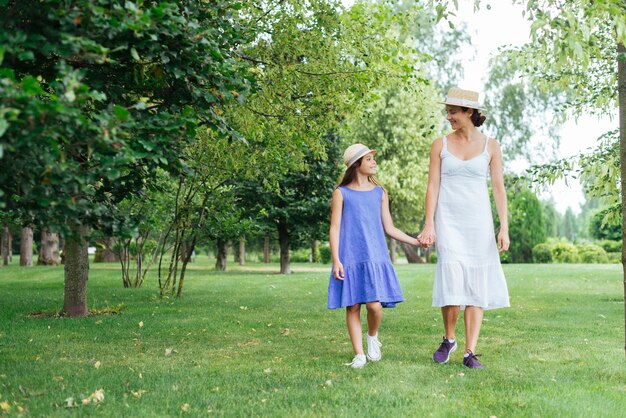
xmin=442 ymin=135 xmax=448 ymax=151
xmin=482 ymin=136 xmax=490 ymax=153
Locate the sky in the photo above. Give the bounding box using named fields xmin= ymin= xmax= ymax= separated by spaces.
xmin=340 ymin=0 xmax=618 ymax=214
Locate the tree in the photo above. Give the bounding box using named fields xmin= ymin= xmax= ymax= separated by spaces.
xmin=541 ymin=199 xmax=562 ymax=238
xmin=0 ymin=1 xmax=254 ymax=315
xmin=561 ymin=208 xmax=579 ymax=242
xmin=589 ymin=207 xmax=622 ymax=241
xmin=507 ymin=187 xmax=547 ymax=262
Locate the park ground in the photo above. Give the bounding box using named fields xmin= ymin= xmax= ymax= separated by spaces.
xmin=0 ymin=261 xmax=624 ymax=417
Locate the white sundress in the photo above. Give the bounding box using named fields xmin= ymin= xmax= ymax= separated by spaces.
xmin=432 ymin=135 xmax=510 ymax=310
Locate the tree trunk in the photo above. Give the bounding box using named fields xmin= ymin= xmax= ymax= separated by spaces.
xmin=239 ymin=236 xmax=245 ymax=266
xmin=233 ymin=239 xmax=239 ymax=263
xmin=38 ymin=228 xmax=60 ymax=265
xmin=215 ymin=238 xmax=230 ymax=271
xmin=20 ymin=226 xmax=33 ymax=267
xmin=63 ymin=222 xmax=90 ymax=317
xmin=310 ymin=240 xmax=320 ymax=263
xmin=401 ymin=242 xmax=425 ymax=263
xmin=1 ymin=225 xmax=10 ymax=266
xmin=102 ymin=237 xmax=118 ymax=262
xmin=263 ymin=233 xmax=270 ymax=263
xmin=389 ymin=238 xmax=397 ymax=264
xmin=277 ymin=222 xmax=291 ymax=274
xmin=617 ymin=39 xmax=626 ymax=356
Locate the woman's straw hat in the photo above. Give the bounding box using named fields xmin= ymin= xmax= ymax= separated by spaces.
xmin=343 ymin=143 xmax=376 ymax=167
xmin=441 ymin=87 xmax=484 ymax=110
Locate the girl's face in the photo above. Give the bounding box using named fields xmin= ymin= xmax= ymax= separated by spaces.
xmin=357 ymin=153 xmax=377 ymax=176
xmin=445 ymin=105 xmax=473 ymax=129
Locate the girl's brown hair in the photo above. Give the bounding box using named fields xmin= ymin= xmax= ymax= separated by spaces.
xmin=336 ymin=157 xmax=382 ymax=188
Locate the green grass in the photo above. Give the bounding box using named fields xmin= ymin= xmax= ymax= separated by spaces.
xmin=0 ymin=260 xmax=624 ymax=417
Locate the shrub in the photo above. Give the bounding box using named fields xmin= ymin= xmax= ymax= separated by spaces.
xmin=320 ymin=245 xmax=332 ymax=264
xmin=428 ymin=251 xmax=438 ymax=264
xmin=551 ymin=241 xmax=580 ymax=263
xmin=576 ymin=244 xmax=609 ymax=263
xmin=598 ymin=239 xmax=622 ymax=254
xmin=532 ymin=243 xmax=552 ymax=263
xmin=290 ymin=248 xmax=310 ymax=262
xmin=607 ymin=252 xmax=622 ymax=264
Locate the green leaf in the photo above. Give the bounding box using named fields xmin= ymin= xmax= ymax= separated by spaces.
xmin=18 ymin=50 xmax=34 ymax=61
xmin=131 ymin=47 xmax=140 ymax=61
xmin=114 ymin=105 xmax=130 ymax=121
xmin=0 ymin=119 xmax=8 ymax=138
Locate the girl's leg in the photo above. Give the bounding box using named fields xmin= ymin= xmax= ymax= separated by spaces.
xmin=463 ymin=305 xmax=484 ymax=353
xmin=442 ymin=305 xmax=460 ymax=340
xmin=346 ymin=304 xmax=364 ymax=355
xmin=365 ymin=301 xmax=382 ymax=336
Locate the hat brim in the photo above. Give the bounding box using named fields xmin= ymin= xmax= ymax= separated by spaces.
xmin=440 ymin=99 xmax=485 ymax=110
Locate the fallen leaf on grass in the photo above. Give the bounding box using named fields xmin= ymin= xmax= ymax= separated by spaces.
xmin=131 ymin=390 xmax=147 ymax=400
xmin=264 ymin=368 xmax=272 ymax=374
xmin=94 ymin=361 xmax=101 ymax=369
xmin=165 ymin=348 xmax=178 ymax=356
xmin=281 ymin=328 xmax=290 ymax=336
xmin=0 ymin=401 xmax=10 ymax=412
xmin=242 ymin=339 xmax=260 ymax=347
xmin=64 ymin=397 xmax=77 ymax=408
xmin=139 ymin=321 xmax=144 ymax=328
xmin=181 ymin=403 xmax=190 ymax=412
xmin=82 ymin=389 xmax=105 ymax=405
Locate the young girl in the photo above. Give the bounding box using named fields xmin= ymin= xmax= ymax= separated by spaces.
xmin=328 ymin=143 xmax=419 ymax=368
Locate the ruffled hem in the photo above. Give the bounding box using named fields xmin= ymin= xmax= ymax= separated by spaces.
xmin=327 ymin=260 xmax=404 ymax=309
xmin=432 ymin=261 xmax=509 ymax=310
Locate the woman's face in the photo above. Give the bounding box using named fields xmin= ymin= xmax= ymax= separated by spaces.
xmin=357 ymin=153 xmax=377 ymax=176
xmin=445 ymin=105 xmax=473 ymax=129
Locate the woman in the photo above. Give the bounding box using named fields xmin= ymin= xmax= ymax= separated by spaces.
xmin=417 ymin=88 xmax=510 ymax=369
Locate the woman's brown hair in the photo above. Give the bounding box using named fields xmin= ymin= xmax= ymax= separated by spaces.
xmin=461 ymin=107 xmax=487 ymax=127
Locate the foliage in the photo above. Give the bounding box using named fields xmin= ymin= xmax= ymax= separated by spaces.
xmin=0 ymin=0 xmax=254 ymax=234
xmin=598 ymin=239 xmax=622 ymax=254
xmin=533 ymin=238 xmax=616 ymax=264
xmin=540 ymin=199 xmax=562 ymax=238
xmin=577 ymin=243 xmax=609 ymax=264
xmin=345 ymin=82 xmax=438 ymax=232
xmin=532 ymin=242 xmax=553 ymax=263
xmin=319 ymin=245 xmax=332 ymax=264
xmin=561 ymin=207 xmax=579 ymax=242
xmin=506 ymin=187 xmax=547 ymax=263
xmin=550 ymin=239 xmax=580 ymax=263
xmin=589 ymin=206 xmax=622 ymax=241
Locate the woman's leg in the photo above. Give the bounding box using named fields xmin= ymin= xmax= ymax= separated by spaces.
xmin=442 ymin=305 xmax=460 ymax=340
xmin=365 ymin=301 xmax=382 ymax=336
xmin=346 ymin=304 xmax=364 ymax=355
xmin=464 ymin=305 xmax=484 ymax=353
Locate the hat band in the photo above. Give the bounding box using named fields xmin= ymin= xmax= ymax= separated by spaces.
xmin=346 ymin=147 xmax=371 ymax=167
xmin=444 ymin=97 xmax=482 ymax=109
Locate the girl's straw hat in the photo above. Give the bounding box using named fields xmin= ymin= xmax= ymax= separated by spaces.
xmin=343 ymin=143 xmax=376 ymax=167
xmin=441 ymin=87 xmax=485 ymax=110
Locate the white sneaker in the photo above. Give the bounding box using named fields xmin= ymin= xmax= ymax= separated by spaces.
xmin=345 ymin=354 xmax=366 ymax=369
xmin=366 ymin=334 xmax=382 ymax=361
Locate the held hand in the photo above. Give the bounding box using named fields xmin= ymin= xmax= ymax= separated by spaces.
xmin=497 ymin=230 xmax=510 ymax=253
xmin=333 ymin=261 xmax=345 ymax=280
xmin=417 ymin=226 xmax=436 ymax=248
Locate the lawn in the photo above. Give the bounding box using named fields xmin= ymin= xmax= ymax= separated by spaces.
xmin=0 ymin=260 xmax=624 ymax=417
